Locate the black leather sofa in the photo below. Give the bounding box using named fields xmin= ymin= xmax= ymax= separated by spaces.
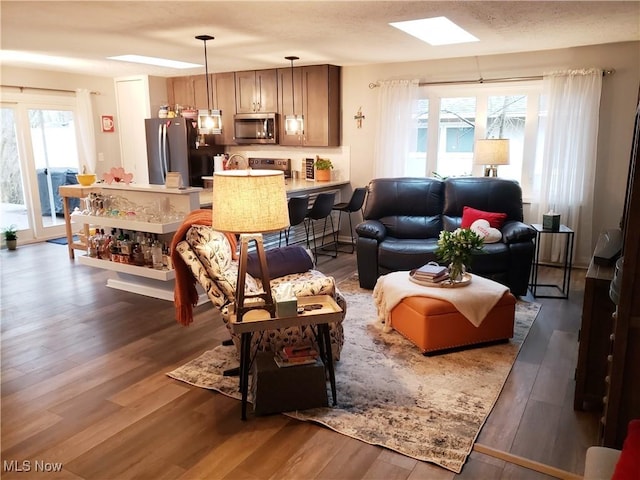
xmin=355 ymin=177 xmax=536 ymax=295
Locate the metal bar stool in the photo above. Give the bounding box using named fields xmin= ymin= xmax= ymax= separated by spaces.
xmin=304 ymin=192 xmax=337 ymax=259
xmin=279 ymin=195 xmax=309 ymax=247
xmin=331 ymin=187 xmax=367 ymax=253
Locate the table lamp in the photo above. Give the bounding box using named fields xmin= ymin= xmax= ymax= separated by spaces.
xmin=474 ymin=139 xmax=510 ymax=177
xmin=211 ymin=169 xmax=290 ymax=322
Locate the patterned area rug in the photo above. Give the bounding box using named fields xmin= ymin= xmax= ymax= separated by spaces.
xmin=167 ymin=276 xmax=540 ymax=473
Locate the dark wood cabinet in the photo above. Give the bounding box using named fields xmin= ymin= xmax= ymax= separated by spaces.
xmin=600 ymin=100 xmax=640 ymax=449
xmin=235 ymin=69 xmax=278 ymax=113
xmin=213 ymin=72 xmax=236 ymax=146
xmin=167 ymin=73 xmax=236 ymax=146
xmin=277 ymin=64 xmax=341 ymax=147
xmin=574 ymin=237 xmax=616 ymax=411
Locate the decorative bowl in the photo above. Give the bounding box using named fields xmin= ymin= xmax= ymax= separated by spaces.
xmin=76 ymin=173 xmax=97 ymax=186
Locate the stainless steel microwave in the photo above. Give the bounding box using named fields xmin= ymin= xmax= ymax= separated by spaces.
xmin=233 ymin=113 xmax=278 ymax=144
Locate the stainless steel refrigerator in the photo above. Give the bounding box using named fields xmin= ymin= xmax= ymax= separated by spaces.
xmin=144 ymin=117 xmax=223 ymax=187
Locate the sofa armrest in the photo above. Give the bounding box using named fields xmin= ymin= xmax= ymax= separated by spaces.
xmin=356 ymin=219 xmax=387 ymax=241
xmin=502 ymin=220 xmax=536 ymax=244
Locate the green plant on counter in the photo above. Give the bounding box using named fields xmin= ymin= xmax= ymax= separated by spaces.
xmin=2 ymin=224 xmax=17 ymax=241
xmin=314 ymin=157 xmax=333 ymax=170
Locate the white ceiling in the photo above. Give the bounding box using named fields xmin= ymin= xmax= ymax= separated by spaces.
xmin=1 ymin=1 xmax=639 ymax=78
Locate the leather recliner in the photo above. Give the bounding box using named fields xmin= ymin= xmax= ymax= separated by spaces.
xmin=355 ymin=177 xmax=536 ymax=295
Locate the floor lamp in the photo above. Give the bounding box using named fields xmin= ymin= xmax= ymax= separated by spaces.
xmin=211 ymin=169 xmax=290 ymax=322
xmin=474 ymin=139 xmax=510 ymax=177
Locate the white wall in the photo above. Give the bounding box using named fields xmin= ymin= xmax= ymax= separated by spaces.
xmin=1 ymin=66 xmax=122 ymax=177
xmin=341 ymin=41 xmax=640 ymax=259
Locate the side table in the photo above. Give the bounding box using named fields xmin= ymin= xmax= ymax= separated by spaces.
xmin=529 ymin=223 xmax=575 ymax=299
xmin=228 ymin=294 xmax=342 ymax=420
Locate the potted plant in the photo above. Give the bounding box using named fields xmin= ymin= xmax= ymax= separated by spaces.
xmin=314 ymin=156 xmax=333 ymax=182
xmin=3 ymin=224 xmax=18 ymax=250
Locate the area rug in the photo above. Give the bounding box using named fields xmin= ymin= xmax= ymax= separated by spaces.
xmin=167 ymin=276 xmax=540 ymax=473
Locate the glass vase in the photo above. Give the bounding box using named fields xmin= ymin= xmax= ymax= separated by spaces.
xmin=448 ymin=261 xmax=466 ymax=283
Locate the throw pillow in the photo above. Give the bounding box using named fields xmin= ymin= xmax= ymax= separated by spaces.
xmin=612 ymin=419 xmax=640 ymax=480
xmin=247 ymin=245 xmax=314 ymax=280
xmin=461 ymin=206 xmax=508 ymax=229
xmin=471 ymin=219 xmax=502 ymax=243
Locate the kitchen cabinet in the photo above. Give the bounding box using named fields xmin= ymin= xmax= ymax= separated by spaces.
xmin=277 ymin=64 xmax=341 ymax=147
xmin=167 ymin=74 xmax=216 ymax=111
xmin=167 ymin=73 xmax=236 ymax=146
xmin=235 ymin=69 xmax=278 ymax=113
xmin=61 ymin=183 xmax=203 ymax=301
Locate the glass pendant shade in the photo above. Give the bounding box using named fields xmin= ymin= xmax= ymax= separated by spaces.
xmin=196 ymin=34 xmax=221 ymax=135
xmin=198 ymin=109 xmax=222 ymax=134
xmin=284 ymin=55 xmax=304 ymax=136
xmin=285 ymin=114 xmax=304 ymax=135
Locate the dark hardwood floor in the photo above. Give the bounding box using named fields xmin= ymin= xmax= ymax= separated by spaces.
xmin=1 ymin=242 xmax=599 ymax=479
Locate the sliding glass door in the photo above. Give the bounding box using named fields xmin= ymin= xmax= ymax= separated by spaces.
xmin=1 ymin=95 xmax=81 ymax=242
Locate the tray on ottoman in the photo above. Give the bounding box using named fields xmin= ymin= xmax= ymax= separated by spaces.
xmin=391 ymin=292 xmax=516 ymax=354
xmin=251 ymin=352 xmax=328 ymax=415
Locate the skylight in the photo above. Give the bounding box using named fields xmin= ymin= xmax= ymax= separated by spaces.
xmin=390 ymin=16 xmax=479 ymax=46
xmin=107 ymin=55 xmax=201 ymax=69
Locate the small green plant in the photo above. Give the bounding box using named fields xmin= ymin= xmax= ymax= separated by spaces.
xmin=2 ymin=224 xmax=17 ymax=241
xmin=436 ymin=228 xmax=484 ymax=281
xmin=314 ymin=157 xmax=333 ymax=170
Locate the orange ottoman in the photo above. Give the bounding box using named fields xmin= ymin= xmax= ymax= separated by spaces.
xmin=390 ymin=292 xmax=516 ymax=354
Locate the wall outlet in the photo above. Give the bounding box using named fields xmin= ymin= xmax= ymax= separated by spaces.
xmin=97 ymin=152 xmax=105 ymax=162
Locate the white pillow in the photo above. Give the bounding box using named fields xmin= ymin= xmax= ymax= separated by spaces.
xmin=471 ymin=219 xmax=502 ymax=243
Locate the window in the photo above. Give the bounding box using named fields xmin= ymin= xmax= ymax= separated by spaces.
xmin=418 ymin=82 xmax=543 ymax=197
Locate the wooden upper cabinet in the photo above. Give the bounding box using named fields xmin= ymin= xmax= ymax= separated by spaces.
xmin=235 ymin=69 xmax=278 ymax=113
xmin=213 ymin=72 xmax=237 ymax=146
xmin=278 ymin=64 xmax=341 ymax=147
xmin=192 ymin=74 xmax=215 ymax=110
xmin=167 ymin=76 xmax=194 ymax=109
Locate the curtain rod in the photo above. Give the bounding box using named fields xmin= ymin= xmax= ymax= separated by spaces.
xmin=368 ymin=69 xmax=615 ymax=89
xmin=1 ymin=84 xmax=100 ymax=95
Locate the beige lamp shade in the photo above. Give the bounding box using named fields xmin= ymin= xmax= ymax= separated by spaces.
xmin=474 ymin=139 xmax=510 ymax=166
xmin=212 ymin=170 xmax=290 ymax=233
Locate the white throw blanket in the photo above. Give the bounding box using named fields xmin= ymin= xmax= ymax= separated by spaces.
xmin=373 ymin=271 xmax=509 ymax=331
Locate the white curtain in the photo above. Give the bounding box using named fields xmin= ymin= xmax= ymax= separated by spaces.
xmin=75 ymin=88 xmax=97 ymax=173
xmin=538 ymin=68 xmax=602 ymax=266
xmin=373 ymin=79 xmax=420 ymax=178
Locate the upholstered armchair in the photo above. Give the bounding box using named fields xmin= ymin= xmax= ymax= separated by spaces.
xmin=175 ymin=224 xmax=346 ymax=360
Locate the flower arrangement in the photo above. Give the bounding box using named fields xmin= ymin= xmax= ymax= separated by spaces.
xmin=436 ymin=228 xmax=484 ymax=282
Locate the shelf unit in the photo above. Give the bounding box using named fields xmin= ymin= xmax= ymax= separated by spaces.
xmin=59 ymin=183 xmax=203 ymax=301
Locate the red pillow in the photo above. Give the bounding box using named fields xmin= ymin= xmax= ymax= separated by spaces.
xmin=612 ymin=419 xmax=640 ymax=480
xmin=461 ymin=206 xmax=508 ymax=229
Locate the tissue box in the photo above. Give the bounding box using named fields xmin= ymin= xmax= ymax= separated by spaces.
xmin=543 ymin=213 xmax=560 ymax=231
xmin=276 ymin=298 xmax=298 ymax=318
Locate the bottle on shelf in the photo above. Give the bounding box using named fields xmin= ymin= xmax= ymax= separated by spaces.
xmin=151 ymin=235 xmax=163 ymax=270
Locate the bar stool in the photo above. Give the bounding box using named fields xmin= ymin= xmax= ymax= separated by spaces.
xmin=279 ymin=195 xmax=309 ymax=247
xmin=304 ymin=192 xmax=337 ymax=259
xmin=332 ymin=187 xmax=367 ymax=254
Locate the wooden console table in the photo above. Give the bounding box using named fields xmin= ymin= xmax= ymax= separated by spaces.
xmin=574 ymin=233 xmax=616 ymax=411
xmin=228 ymin=295 xmax=342 ymax=420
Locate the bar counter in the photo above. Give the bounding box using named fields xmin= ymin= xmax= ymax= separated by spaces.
xmin=199 ymin=177 xmax=350 ymax=207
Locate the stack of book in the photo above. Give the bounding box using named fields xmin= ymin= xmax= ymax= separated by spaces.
xmin=411 ymin=263 xmax=449 ymax=284
xmin=274 ymin=344 xmax=319 ymax=368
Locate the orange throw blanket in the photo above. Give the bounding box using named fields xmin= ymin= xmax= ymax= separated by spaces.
xmin=170 ymin=209 xmax=237 ymax=326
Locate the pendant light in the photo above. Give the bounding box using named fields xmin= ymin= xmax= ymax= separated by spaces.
xmin=284 ymin=56 xmax=304 ymax=136
xmin=196 ymin=34 xmax=222 ymax=135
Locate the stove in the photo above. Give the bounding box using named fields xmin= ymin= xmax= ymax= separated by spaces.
xmin=248 ymin=158 xmax=292 ymax=178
